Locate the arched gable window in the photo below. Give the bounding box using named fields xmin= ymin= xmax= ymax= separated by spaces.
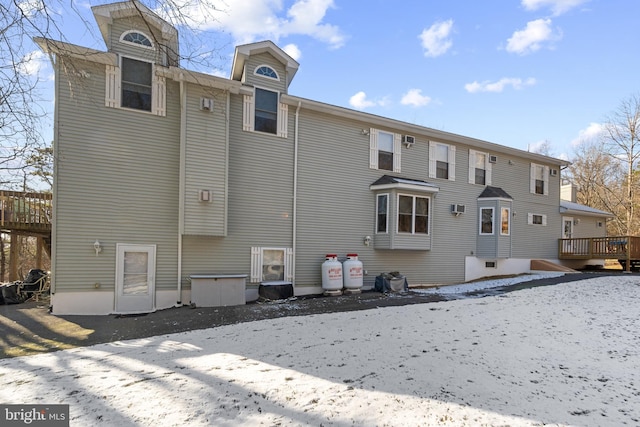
xmin=254 ymin=65 xmax=279 ymax=80
xmin=121 ymin=31 xmax=153 ymax=48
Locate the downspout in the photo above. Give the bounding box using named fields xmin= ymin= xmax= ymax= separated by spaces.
xmin=177 ymin=73 xmax=187 ymax=305
xmin=293 ymin=101 xmax=302 ymax=287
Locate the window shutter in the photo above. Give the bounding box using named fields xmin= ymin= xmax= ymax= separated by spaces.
xmin=530 ymin=163 xmax=536 ymax=194
xmin=152 ymin=74 xmax=166 ymax=116
xmin=448 ymin=145 xmax=456 ymax=181
xmin=542 ymin=214 xmax=548 ymax=226
xmin=393 ymin=133 xmax=401 ymax=173
xmin=527 ymin=213 xmax=533 ymax=225
xmin=369 ymin=128 xmax=378 ymax=169
xmin=285 ymin=248 xmax=294 ymax=281
xmin=468 ymin=150 xmax=476 ymax=184
xmin=105 ymin=65 xmax=120 ymax=108
xmin=243 ymin=94 xmax=255 ymax=132
xmin=428 ymin=141 xmax=436 ymax=178
xmin=277 ymin=102 xmax=288 ymax=138
xmin=485 ymin=155 xmax=492 ymax=186
xmin=250 ymin=247 xmax=262 ymax=283
xmin=543 ymin=166 xmax=550 ymax=195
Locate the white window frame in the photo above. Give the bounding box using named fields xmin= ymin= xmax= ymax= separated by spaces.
xmin=376 ymin=193 xmax=389 ymax=234
xmin=369 ymin=128 xmax=401 ymax=172
xmin=530 ymin=163 xmax=549 ymax=195
xmin=120 ymin=30 xmax=154 ymax=49
xmin=250 ymin=247 xmax=294 ymax=283
xmin=243 ymin=87 xmax=288 ymax=138
xmin=528 ymin=213 xmax=548 ymax=226
xmin=479 ymin=207 xmax=495 ymax=235
xmin=254 ymin=64 xmax=280 ymax=80
xmin=429 ymin=141 xmax=456 ymax=181
xmin=105 ymin=57 xmax=166 ymax=116
xmin=469 ymin=149 xmax=492 ymax=185
xmin=396 ymin=193 xmax=430 ymax=235
xmin=500 ymin=207 xmax=511 ymax=236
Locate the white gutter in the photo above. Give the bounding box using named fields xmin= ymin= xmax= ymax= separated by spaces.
xmin=177 ymin=73 xmax=187 ymax=305
xmin=293 ymin=101 xmax=302 ymax=287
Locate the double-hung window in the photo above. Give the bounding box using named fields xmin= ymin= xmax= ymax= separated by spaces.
xmin=480 ymin=207 xmax=494 ymax=235
xmin=121 ymin=57 xmax=152 ymax=111
xmin=250 ymin=247 xmax=293 ymax=283
xmin=105 ymin=55 xmax=166 ymax=116
xmin=501 ymin=207 xmax=510 ymax=235
xmin=469 ymin=149 xmax=492 ymax=185
xmin=376 ymin=194 xmax=389 ymax=233
xmin=398 ymin=194 xmax=429 ymax=234
xmin=243 ymin=88 xmax=288 ymax=137
xmin=530 ymin=163 xmax=549 ymax=195
xmin=255 ymin=88 xmax=278 ymax=134
xmin=429 ymin=141 xmax=456 ymax=180
xmin=369 ymin=129 xmax=401 ymax=172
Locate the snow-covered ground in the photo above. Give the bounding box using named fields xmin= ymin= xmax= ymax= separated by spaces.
xmin=1 ymin=274 xmax=639 ymax=426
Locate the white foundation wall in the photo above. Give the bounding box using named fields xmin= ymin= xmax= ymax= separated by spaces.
xmin=465 ymin=257 xmax=532 ymax=283
xmin=51 ymin=290 xmax=181 ymax=315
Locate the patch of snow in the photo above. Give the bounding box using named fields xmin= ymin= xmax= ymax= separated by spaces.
xmin=414 ymin=272 xmax=566 ymax=295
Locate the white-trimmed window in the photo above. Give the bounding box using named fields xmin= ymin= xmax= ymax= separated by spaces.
xmin=120 ymin=30 xmax=153 ymax=48
xmin=250 ymin=247 xmax=293 ymax=283
xmin=501 ymin=207 xmax=511 ymax=235
xmin=528 ymin=213 xmax=547 ymax=226
xmin=530 ymin=163 xmax=549 ymax=195
xmin=376 ymin=194 xmax=389 ymax=233
xmin=429 ymin=141 xmax=456 ymax=180
xmin=397 ymin=194 xmax=430 ymax=234
xmin=254 ymin=65 xmax=279 ymax=80
xmin=243 ymin=88 xmax=288 ymax=137
xmin=369 ymin=129 xmax=401 ymax=172
xmin=105 ymin=56 xmax=166 ymax=116
xmin=469 ymin=149 xmax=492 ymax=185
xmin=480 ymin=207 xmax=494 ymax=235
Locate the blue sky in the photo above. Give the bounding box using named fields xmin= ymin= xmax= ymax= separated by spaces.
xmin=29 ymin=0 xmax=640 ymax=161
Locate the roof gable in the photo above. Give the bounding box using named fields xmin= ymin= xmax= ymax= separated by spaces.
xmin=231 ymin=41 xmax=299 ymax=88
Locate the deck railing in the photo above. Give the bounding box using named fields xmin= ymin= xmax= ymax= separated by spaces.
xmin=0 ymin=190 xmax=52 ymax=232
xmin=558 ymin=236 xmax=640 ymax=261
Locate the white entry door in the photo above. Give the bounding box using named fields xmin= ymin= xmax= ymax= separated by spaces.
xmin=562 ymin=217 xmax=574 ymax=254
xmin=115 ymin=244 xmax=156 ymax=314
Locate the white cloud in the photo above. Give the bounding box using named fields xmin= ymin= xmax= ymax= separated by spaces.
xmin=521 ymin=0 xmax=589 ymax=16
xmin=464 ymin=77 xmax=536 ymax=93
xmin=178 ymin=0 xmax=345 ymax=49
xmin=18 ymin=50 xmax=46 ymax=77
xmin=349 ymin=91 xmax=387 ymax=110
xmin=571 ymin=122 xmax=604 ymax=146
xmin=282 ymin=43 xmax=302 ymax=61
xmin=401 ymin=89 xmax=431 ymax=107
xmin=506 ymin=19 xmax=560 ymax=55
xmin=419 ymin=19 xmax=454 ymax=58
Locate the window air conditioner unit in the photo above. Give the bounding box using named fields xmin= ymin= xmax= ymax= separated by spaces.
xmin=451 ymin=204 xmax=465 ymax=215
xmin=402 ymin=135 xmax=415 ymax=147
xmin=550 ymin=169 xmax=558 ymax=177
xmin=201 ymin=97 xmax=214 ymax=111
xmin=489 ymin=155 xmax=498 ymax=163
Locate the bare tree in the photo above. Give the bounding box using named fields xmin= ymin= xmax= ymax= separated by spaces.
xmin=1 ymin=0 xmax=224 ymax=191
xmin=602 ymin=93 xmax=640 ymax=236
xmin=566 ymin=141 xmax=628 ymax=235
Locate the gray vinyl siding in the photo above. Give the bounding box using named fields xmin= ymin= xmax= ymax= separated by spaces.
xmin=109 ymin=17 xmax=171 ymax=65
xmin=570 ymin=216 xmax=607 ymax=239
xmin=243 ymin=53 xmax=288 ymax=93
xmin=182 ymin=85 xmax=228 ymax=236
xmin=53 ymin=56 xmax=180 ymax=292
xmin=179 ymin=91 xmax=294 ymax=284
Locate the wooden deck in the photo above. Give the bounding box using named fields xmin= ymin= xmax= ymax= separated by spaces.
xmin=559 ymin=236 xmax=640 ymax=270
xmin=0 ymin=190 xmax=52 ymax=235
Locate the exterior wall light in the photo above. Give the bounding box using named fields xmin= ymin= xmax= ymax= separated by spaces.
xmin=94 ymin=240 xmax=102 ymax=256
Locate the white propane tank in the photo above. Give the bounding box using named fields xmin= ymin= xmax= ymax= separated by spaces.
xmin=321 ymin=254 xmax=343 ymax=291
xmin=343 ymin=253 xmax=363 ymax=290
